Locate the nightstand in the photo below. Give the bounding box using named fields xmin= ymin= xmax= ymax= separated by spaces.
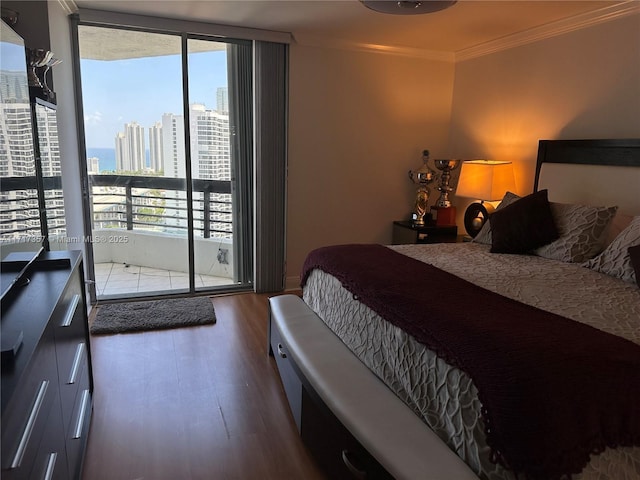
xmin=392 ymin=221 xmax=459 ymax=245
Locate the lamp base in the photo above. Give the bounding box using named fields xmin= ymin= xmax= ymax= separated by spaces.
xmin=463 ymin=202 xmax=495 ymax=237
xmin=432 ymin=206 xmax=456 ymax=226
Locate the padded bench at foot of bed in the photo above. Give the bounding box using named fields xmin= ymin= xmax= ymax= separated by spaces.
xmin=268 ymin=294 xmax=478 ymax=480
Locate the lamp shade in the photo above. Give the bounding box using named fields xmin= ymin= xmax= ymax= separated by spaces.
xmin=456 ymin=160 xmax=516 ymax=201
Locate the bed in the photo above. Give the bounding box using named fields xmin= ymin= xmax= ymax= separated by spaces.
xmin=269 ymin=139 xmax=640 ymax=480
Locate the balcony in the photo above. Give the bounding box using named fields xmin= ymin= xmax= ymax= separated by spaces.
xmin=1 ymin=174 xmax=237 ymax=298
xmin=91 ymin=174 xmax=236 ymax=297
xmin=95 ymin=261 xmax=229 ymax=297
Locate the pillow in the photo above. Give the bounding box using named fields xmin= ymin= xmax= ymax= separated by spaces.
xmin=534 ymin=203 xmax=618 ymax=263
xmin=603 ymin=212 xmax=633 ymax=247
xmin=489 ymin=189 xmax=559 ymax=254
xmin=629 ymin=245 xmax=640 ymax=288
xmin=582 ymin=216 xmax=640 ymax=284
xmin=472 ymin=191 xmax=520 ymax=245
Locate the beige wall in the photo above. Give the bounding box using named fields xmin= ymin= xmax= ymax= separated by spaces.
xmin=448 ymin=14 xmax=640 ymax=227
xmin=286 ymin=45 xmax=455 ymax=287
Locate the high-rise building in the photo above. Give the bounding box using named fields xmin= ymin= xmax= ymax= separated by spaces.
xmin=158 ymin=104 xmax=231 ymax=237
xmin=148 ymin=122 xmax=163 ymax=172
xmin=87 ymin=156 xmax=100 ymax=174
xmin=114 ymin=132 xmax=126 ymax=171
xmin=216 ymin=87 xmax=228 ymax=113
xmin=188 ymin=103 xmax=231 ymax=237
xmin=34 ymin=104 xmax=60 ymax=176
xmin=189 ymin=103 xmax=230 ymax=181
xmin=160 ymin=112 xmax=187 ymax=232
xmin=0 ymin=101 xmax=39 ymax=238
xmin=161 ymin=113 xmax=185 ymax=179
xmin=114 ymin=121 xmax=145 ymax=172
xmin=0 ymin=71 xmax=29 ymax=105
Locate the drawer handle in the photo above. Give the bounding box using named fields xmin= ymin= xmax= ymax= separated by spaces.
xmin=277 ymin=343 xmax=287 ymax=359
xmin=42 ymin=452 xmax=57 ymax=480
xmin=341 ymin=449 xmax=367 ymax=480
xmin=11 ymin=380 xmax=49 ymax=469
xmin=68 ymin=342 xmax=86 ymax=384
xmin=72 ymin=389 xmax=91 ymax=439
xmin=61 ymin=294 xmax=81 ymax=327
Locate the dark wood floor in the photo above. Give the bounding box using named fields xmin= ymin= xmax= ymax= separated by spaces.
xmin=82 ymin=292 xmax=326 ymax=480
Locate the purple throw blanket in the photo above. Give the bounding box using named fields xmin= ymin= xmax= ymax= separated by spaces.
xmin=301 ymin=244 xmax=640 ymax=479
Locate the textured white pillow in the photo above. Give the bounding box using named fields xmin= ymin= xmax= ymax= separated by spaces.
xmin=472 ymin=191 xmax=520 ymax=245
xmin=582 ymin=216 xmax=640 ymax=284
xmin=534 ymin=203 xmax=618 ymax=263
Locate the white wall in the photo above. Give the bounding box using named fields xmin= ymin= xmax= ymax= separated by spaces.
xmin=286 ymin=44 xmax=455 ymax=287
xmin=448 ymin=14 xmax=640 ymax=227
xmin=91 ymin=230 xmax=233 ymax=277
xmin=48 ymin=2 xmax=86 ymax=259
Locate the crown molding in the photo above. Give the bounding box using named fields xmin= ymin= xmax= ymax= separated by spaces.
xmin=293 ymin=34 xmax=455 ymax=62
xmin=58 ymin=0 xmax=638 ymax=63
xmin=456 ymin=1 xmax=640 ymax=62
xmin=57 ymin=0 xmax=78 ymax=15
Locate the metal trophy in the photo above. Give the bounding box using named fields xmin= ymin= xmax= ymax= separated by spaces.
xmin=433 ymin=159 xmax=461 ymax=225
xmin=408 ymin=150 xmax=437 ymax=226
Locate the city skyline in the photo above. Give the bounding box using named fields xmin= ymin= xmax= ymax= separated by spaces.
xmin=81 ymin=49 xmax=228 ymax=148
xmin=97 ymin=88 xmax=229 ymax=175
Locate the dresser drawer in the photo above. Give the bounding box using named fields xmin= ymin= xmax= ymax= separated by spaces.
xmin=270 ymin=319 xmax=302 ymax=431
xmin=65 ymin=382 xmax=92 ymax=480
xmin=52 ymin=279 xmax=84 ymax=344
xmin=51 ymin=267 xmax=84 ymax=346
xmin=1 ymin=324 xmax=58 ymax=475
xmin=1 ymin=376 xmax=58 ymax=479
xmin=1 ymin=252 xmax=92 ymax=480
xmin=51 ymin=271 xmax=87 ymax=434
xmin=28 ymin=393 xmax=69 ymax=480
xmin=58 ymin=340 xmax=88 ymax=433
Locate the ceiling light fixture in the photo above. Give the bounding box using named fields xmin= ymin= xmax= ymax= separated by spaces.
xmin=361 ymin=0 xmax=457 ymax=15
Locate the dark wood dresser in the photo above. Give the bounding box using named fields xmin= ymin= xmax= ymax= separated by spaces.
xmin=1 ymin=250 xmax=93 ymax=480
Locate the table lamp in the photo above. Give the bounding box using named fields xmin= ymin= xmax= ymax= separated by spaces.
xmin=456 ymin=160 xmax=516 ymax=237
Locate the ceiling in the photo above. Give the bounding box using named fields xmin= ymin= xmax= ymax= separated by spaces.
xmin=72 ymin=0 xmax=629 ymax=55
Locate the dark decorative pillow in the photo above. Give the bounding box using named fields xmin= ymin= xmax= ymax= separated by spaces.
xmin=490 ymin=189 xmax=559 ymax=254
xmin=629 ymin=245 xmax=640 ymax=288
xmin=472 ymin=191 xmax=520 ymax=245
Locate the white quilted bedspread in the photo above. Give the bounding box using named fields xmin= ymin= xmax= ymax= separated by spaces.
xmin=302 ymin=242 xmax=640 ymax=480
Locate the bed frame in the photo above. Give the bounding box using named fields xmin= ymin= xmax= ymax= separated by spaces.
xmin=535 ymin=138 xmax=640 ymax=215
xmin=268 ymin=139 xmax=640 ymax=480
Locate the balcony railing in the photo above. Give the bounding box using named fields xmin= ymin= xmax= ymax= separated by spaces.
xmin=1 ymin=174 xmax=233 ymax=245
xmin=0 ymin=176 xmax=65 ymax=240
xmin=89 ymin=174 xmax=233 ymax=239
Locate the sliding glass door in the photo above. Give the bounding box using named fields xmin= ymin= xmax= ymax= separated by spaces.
xmin=75 ymin=23 xmax=253 ymax=301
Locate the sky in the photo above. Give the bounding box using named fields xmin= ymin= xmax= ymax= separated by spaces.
xmin=81 ymin=48 xmax=228 ymax=148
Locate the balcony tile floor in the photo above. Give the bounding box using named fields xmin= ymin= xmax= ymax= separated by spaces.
xmin=95 ymin=262 xmax=231 ymax=297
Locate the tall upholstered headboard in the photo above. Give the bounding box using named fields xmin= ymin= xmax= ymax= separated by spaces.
xmin=534 ymin=139 xmax=640 ymax=216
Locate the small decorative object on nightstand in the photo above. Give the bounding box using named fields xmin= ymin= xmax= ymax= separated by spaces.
xmin=408 ymin=150 xmax=437 ymax=226
xmin=392 ymin=221 xmax=458 ymax=245
xmin=456 ymin=160 xmax=516 ymax=237
xmin=433 ymin=159 xmax=461 ymax=226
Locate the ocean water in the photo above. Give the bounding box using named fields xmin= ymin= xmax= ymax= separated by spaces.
xmin=86 ymin=147 xmax=151 ymax=173
xmin=86 ymin=147 xmax=116 ymax=172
